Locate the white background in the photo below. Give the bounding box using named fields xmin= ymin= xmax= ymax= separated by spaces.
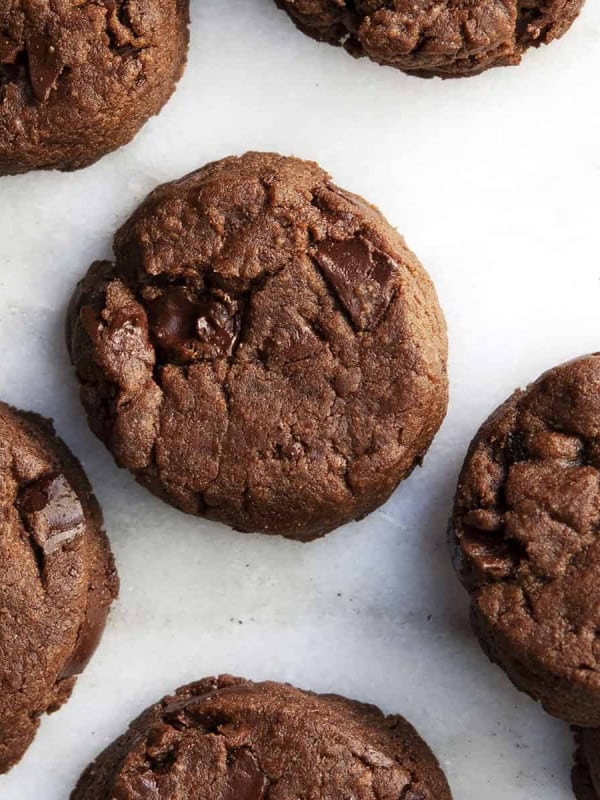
xmin=1 ymin=1 xmax=599 ymax=797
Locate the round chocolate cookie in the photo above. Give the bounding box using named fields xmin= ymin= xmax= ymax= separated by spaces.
xmin=450 ymin=354 xmax=600 ymax=727
xmin=274 ymin=0 xmax=585 ymax=78
xmin=71 ymin=674 xmax=452 ymax=800
xmin=0 ymin=0 xmax=189 ymax=175
xmin=573 ymin=729 xmax=600 ymax=800
xmin=0 ymin=402 xmax=118 ymax=774
xmin=67 ymin=152 xmax=448 ymax=541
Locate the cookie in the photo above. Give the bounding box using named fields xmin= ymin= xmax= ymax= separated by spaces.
xmin=450 ymin=354 xmax=600 ymax=727
xmin=274 ymin=0 xmax=585 ymax=78
xmin=0 ymin=402 xmax=118 ymax=774
xmin=573 ymin=729 xmax=600 ymax=800
xmin=0 ymin=0 xmax=189 ymax=175
xmin=71 ymin=674 xmax=452 ymax=799
xmin=67 ymin=152 xmax=448 ymax=541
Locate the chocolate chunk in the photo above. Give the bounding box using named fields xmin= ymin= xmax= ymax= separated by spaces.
xmin=25 ymin=28 xmax=63 ymax=102
xmin=147 ymin=287 xmax=240 ymax=363
xmin=313 ymin=236 xmax=396 ymax=330
xmin=19 ymin=473 xmax=86 ymax=554
xmin=223 ymin=750 xmax=268 ymax=800
xmin=458 ymin=530 xmax=516 ymax=585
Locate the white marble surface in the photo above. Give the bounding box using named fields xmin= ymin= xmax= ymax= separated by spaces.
xmin=1 ymin=1 xmax=600 ymax=797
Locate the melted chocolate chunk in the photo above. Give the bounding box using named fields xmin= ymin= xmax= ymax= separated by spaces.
xmin=313 ymin=236 xmax=396 ymax=330
xmin=25 ymin=28 xmax=64 ymax=102
xmin=147 ymin=286 xmax=240 ymax=363
xmin=19 ymin=472 xmax=86 ymax=555
xmin=222 ymin=749 xmax=268 ymax=800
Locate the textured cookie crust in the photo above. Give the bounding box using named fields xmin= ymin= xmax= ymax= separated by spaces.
xmin=573 ymin=729 xmax=600 ymax=800
xmin=0 ymin=0 xmax=189 ymax=175
xmin=450 ymin=355 xmax=600 ymax=726
xmin=0 ymin=402 xmax=118 ymax=774
xmin=67 ymin=152 xmax=448 ymax=541
xmin=274 ymin=0 xmax=585 ymax=78
xmin=71 ymin=675 xmax=453 ymax=800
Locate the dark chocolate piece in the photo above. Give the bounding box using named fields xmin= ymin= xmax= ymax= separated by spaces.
xmin=222 ymin=750 xmax=268 ymax=800
xmin=25 ymin=28 xmax=63 ymax=102
xmin=313 ymin=236 xmax=396 ymax=329
xmin=19 ymin=473 xmax=86 ymax=554
xmin=148 ymin=287 xmax=240 ymax=362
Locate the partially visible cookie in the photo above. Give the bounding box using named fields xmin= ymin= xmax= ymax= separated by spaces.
xmin=0 ymin=402 xmax=118 ymax=774
xmin=573 ymin=729 xmax=600 ymax=800
xmin=71 ymin=674 xmax=452 ymax=800
xmin=0 ymin=0 xmax=189 ymax=175
xmin=67 ymin=151 xmax=448 ymax=541
xmin=274 ymin=0 xmax=586 ymax=78
xmin=450 ymin=355 xmax=600 ymax=727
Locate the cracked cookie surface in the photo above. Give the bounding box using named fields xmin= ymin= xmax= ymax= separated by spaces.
xmin=274 ymin=0 xmax=585 ymax=78
xmin=0 ymin=401 xmax=118 ymax=774
xmin=67 ymin=152 xmax=448 ymax=541
xmin=70 ymin=674 xmax=453 ymax=800
xmin=0 ymin=0 xmax=189 ymax=175
xmin=450 ymin=355 xmax=600 ymax=726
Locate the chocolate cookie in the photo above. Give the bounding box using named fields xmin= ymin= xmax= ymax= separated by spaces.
xmin=0 ymin=402 xmax=118 ymax=774
xmin=274 ymin=0 xmax=585 ymax=78
xmin=67 ymin=152 xmax=448 ymax=541
xmin=0 ymin=0 xmax=189 ymax=175
xmin=450 ymin=354 xmax=600 ymax=727
xmin=71 ymin=674 xmax=452 ymax=799
xmin=573 ymin=729 xmax=600 ymax=800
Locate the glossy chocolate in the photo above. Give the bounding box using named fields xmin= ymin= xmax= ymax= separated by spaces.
xmin=19 ymin=472 xmax=86 ymax=554
xmin=25 ymin=28 xmax=63 ymax=102
xmin=222 ymin=749 xmax=268 ymax=800
xmin=147 ymin=286 xmax=240 ymax=362
xmin=313 ymin=236 xmax=396 ymax=329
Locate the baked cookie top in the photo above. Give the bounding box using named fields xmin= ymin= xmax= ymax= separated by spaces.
xmin=451 ymin=354 xmax=600 ymax=725
xmin=274 ymin=0 xmax=585 ymax=78
xmin=71 ymin=675 xmax=452 ymax=800
xmin=0 ymin=0 xmax=189 ymax=174
xmin=67 ymin=152 xmax=448 ymax=540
